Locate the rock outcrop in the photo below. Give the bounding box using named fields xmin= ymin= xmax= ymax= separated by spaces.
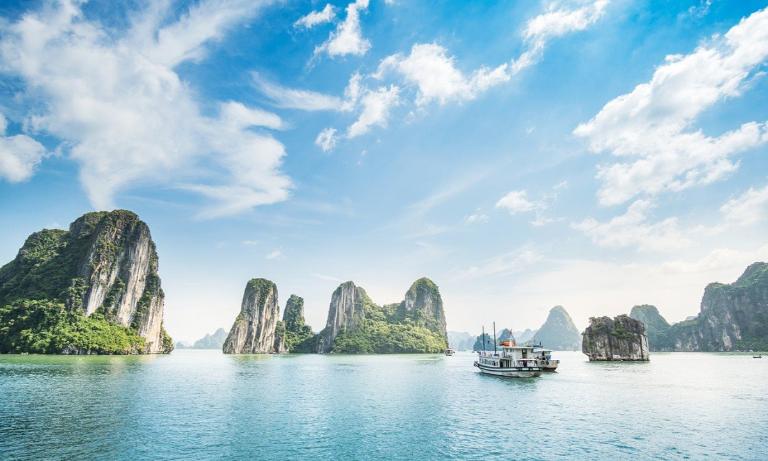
xmin=315 ymin=277 xmax=448 ymax=353
xmin=276 ymin=294 xmax=315 ymax=352
xmin=629 ymin=305 xmax=672 ymax=351
xmin=667 ymin=262 xmax=768 ymax=351
xmin=0 ymin=210 xmax=172 ymax=354
xmin=398 ymin=277 xmax=447 ymax=333
xmin=533 ymin=306 xmax=581 ymax=350
xmin=582 ymin=315 xmax=649 ymax=361
xmin=315 ymin=281 xmax=370 ymax=353
xmin=223 ymin=279 xmax=281 ymax=354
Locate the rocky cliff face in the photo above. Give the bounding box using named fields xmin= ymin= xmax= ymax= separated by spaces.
xmin=582 ymin=315 xmax=649 ymax=361
xmin=223 ymin=279 xmax=281 ymax=354
xmin=315 ymin=281 xmax=369 ymax=353
xmin=668 ymin=262 xmax=768 ymax=351
xmin=398 ymin=278 xmax=447 ymax=334
xmin=629 ymin=305 xmax=672 ymax=351
xmin=533 ymin=306 xmax=581 ymax=350
xmin=0 ymin=210 xmax=171 ymax=353
xmin=315 ymin=277 xmax=448 ymax=353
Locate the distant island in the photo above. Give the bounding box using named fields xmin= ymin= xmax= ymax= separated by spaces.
xmin=1 ymin=209 xmax=766 ymax=356
xmin=223 ymin=277 xmax=448 ymax=354
xmin=454 ymin=305 xmax=581 ymax=352
xmin=0 ymin=210 xmax=173 ymax=354
xmin=628 ymin=262 xmax=768 ymax=352
xmin=177 ymin=328 xmax=228 ymax=350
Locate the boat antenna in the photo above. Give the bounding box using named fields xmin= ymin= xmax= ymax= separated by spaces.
xmin=481 ymin=325 xmax=485 ymax=352
xmin=493 ymin=321 xmax=497 ymax=354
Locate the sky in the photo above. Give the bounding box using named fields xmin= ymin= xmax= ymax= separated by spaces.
xmin=0 ymin=0 xmax=767 ymax=343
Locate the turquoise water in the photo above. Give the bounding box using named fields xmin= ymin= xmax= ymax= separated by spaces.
xmin=1 ymin=350 xmax=767 ymax=460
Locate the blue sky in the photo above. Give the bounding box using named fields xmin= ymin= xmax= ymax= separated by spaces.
xmin=1 ymin=0 xmax=767 ymax=342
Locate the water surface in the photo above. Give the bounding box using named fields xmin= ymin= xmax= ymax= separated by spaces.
xmin=1 ymin=351 xmax=766 ymax=460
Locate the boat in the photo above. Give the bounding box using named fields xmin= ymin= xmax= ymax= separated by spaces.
xmin=532 ymin=345 xmax=559 ymax=372
xmin=473 ymin=323 xmax=542 ymax=378
xmin=754 ymin=354 xmax=762 ymax=359
xmin=445 ymin=348 xmax=455 ymax=356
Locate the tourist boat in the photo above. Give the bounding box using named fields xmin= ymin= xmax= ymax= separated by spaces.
xmin=474 ymin=344 xmax=542 ymax=378
xmin=532 ymin=345 xmax=559 ymax=372
xmin=445 ymin=348 xmax=455 ymax=356
xmin=474 ymin=325 xmax=542 ymax=378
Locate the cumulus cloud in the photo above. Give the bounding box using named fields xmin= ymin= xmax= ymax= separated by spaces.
xmin=374 ymin=43 xmax=511 ymax=106
xmin=0 ymin=0 xmax=290 ymax=217
xmin=0 ymin=113 xmax=47 ymax=182
xmin=574 ymin=7 xmax=768 ymax=206
xmin=720 ymin=184 xmax=768 ymax=226
xmin=315 ymin=0 xmax=370 ymax=57
xmin=347 ymin=85 xmax=400 ymax=138
xmin=315 ymin=128 xmax=339 ymax=152
xmin=294 ymin=4 xmax=336 ymax=29
xmin=496 ymin=190 xmax=539 ymax=214
xmin=572 ymin=200 xmax=690 ymax=252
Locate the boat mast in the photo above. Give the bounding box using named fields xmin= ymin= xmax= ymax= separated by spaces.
xmin=481 ymin=325 xmax=485 ymax=352
xmin=493 ymin=321 xmax=497 ymax=354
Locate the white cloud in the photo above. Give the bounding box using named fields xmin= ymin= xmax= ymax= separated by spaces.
xmin=720 ymin=184 xmax=768 ymax=226
xmin=315 ymin=128 xmax=339 ymax=152
xmin=522 ymin=0 xmax=608 ymax=44
xmin=241 ymin=240 xmax=259 ymax=246
xmin=253 ymin=74 xmax=347 ymax=111
xmin=0 ymin=0 xmax=290 ymax=217
xmin=572 ymin=200 xmax=690 ymax=252
xmin=347 ymin=85 xmax=400 ymax=138
xmin=265 ymin=249 xmax=282 ymax=260
xmin=315 ymin=0 xmax=370 ymax=57
xmin=374 ymin=43 xmax=510 ymax=106
xmin=465 ymin=212 xmax=489 ymax=224
xmin=0 ymin=113 xmax=46 ymax=182
xmin=496 ymin=190 xmax=539 ymax=214
xmin=575 ymin=7 xmax=768 ymax=206
xmin=294 ymin=4 xmax=336 ymax=29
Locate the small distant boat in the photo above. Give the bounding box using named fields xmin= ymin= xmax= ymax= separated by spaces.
xmin=754 ymin=354 xmax=763 ymax=359
xmin=445 ymin=348 xmax=455 ymax=356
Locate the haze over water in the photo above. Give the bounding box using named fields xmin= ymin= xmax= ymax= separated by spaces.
xmin=1 ymin=351 xmax=766 ymax=460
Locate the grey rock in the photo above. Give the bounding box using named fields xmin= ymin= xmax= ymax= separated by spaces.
xmin=223 ymin=278 xmax=281 ymax=354
xmin=582 ymin=315 xmax=649 ymax=361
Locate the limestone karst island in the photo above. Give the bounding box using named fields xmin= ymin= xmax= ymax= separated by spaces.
xmin=2 ymin=1 xmax=768 ymax=459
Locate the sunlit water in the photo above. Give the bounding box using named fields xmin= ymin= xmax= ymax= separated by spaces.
xmin=1 ymin=350 xmax=767 ymax=460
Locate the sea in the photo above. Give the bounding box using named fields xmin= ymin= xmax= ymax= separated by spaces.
xmin=1 ymin=350 xmax=766 ymax=460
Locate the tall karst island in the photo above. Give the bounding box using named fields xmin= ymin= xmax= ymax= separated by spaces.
xmin=223 ymin=277 xmax=448 ymax=354
xmin=0 ymin=210 xmax=173 ymax=354
xmin=630 ymin=262 xmax=768 ymax=352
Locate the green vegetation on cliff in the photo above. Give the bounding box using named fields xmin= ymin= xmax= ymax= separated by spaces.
xmin=0 ymin=210 xmax=173 ymax=354
xmin=324 ymin=279 xmax=449 ymax=354
xmin=0 ymin=300 xmax=146 ymax=354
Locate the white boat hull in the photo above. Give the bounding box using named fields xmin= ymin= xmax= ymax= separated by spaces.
xmin=475 ymin=362 xmax=542 ymax=378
